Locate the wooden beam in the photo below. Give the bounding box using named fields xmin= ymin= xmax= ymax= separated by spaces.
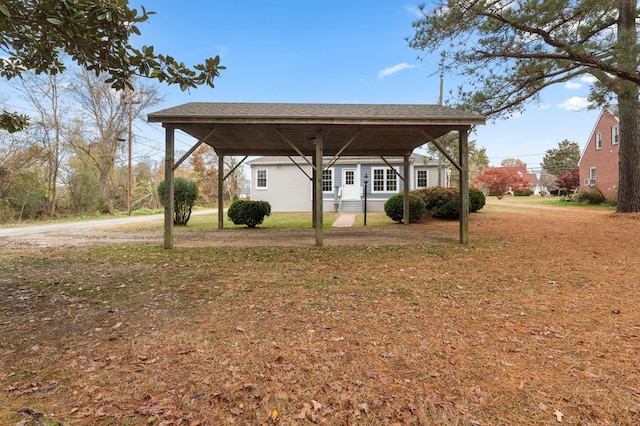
xmin=421 ymin=130 xmax=462 ymax=172
xmin=173 ymin=128 xmax=216 ymax=171
xmin=403 ymin=154 xmax=410 ymax=226
xmin=288 ymin=156 xmax=312 ymax=180
xmin=276 ymin=129 xmax=315 ymax=171
xmin=164 ymin=126 xmax=175 ymax=249
xmin=223 ymin=156 xmax=248 ymax=181
xmin=315 ymin=128 xmax=324 ymax=247
xmin=218 ymin=155 xmax=224 ymax=230
xmin=380 ymin=156 xmax=406 ymax=181
xmin=325 ymin=129 xmax=363 ymax=169
xmin=459 ymin=129 xmax=469 ymax=244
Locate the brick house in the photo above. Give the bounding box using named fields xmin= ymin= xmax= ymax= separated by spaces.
xmin=578 ymin=106 xmax=620 ymax=200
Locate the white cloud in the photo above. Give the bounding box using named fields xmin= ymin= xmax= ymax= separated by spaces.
xmin=534 ymin=103 xmax=552 ymax=110
xmin=403 ymin=6 xmax=423 ymax=18
xmin=557 ymin=96 xmax=593 ymax=111
xmin=377 ymin=63 xmax=415 ymax=79
xmin=565 ymin=81 xmax=582 ymax=90
xmin=580 ymin=74 xmax=598 ymax=84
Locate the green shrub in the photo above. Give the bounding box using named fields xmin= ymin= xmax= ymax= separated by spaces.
xmin=469 ymin=187 xmax=486 ymax=213
xmin=577 ymin=187 xmax=606 ymax=205
xmin=412 ymin=186 xmax=485 ymax=219
xmin=157 ymin=177 xmax=199 ymax=226
xmin=383 ymin=194 xmax=426 ymax=223
xmin=228 ymin=200 xmax=271 ymax=228
xmin=412 ymin=187 xmax=459 ymax=219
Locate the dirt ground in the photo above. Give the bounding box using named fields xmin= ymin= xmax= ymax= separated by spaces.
xmin=1 ymin=198 xmax=640 ymax=425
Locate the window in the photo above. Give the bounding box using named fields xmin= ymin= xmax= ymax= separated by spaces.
xmin=386 ymin=169 xmax=397 ymax=191
xmin=322 ymin=168 xmax=333 ymax=192
xmin=256 ymin=169 xmax=267 ymax=189
xmin=595 ymin=132 xmax=602 ymax=150
xmin=417 ymin=170 xmax=428 ymax=188
xmin=344 ymin=170 xmax=354 ymax=185
xmin=612 ymin=125 xmax=619 ymax=145
xmin=372 ymin=167 xmax=399 ymax=192
xmin=589 ymin=167 xmax=596 ymax=186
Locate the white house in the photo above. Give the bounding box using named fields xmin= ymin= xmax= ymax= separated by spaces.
xmin=247 ymin=153 xmax=448 ymax=212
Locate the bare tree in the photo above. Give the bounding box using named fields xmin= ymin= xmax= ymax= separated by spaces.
xmin=13 ymin=73 xmax=70 ymax=215
xmin=67 ymin=70 xmax=161 ymax=211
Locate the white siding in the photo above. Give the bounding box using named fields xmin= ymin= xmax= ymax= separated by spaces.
xmin=251 ymin=164 xmax=312 ymax=212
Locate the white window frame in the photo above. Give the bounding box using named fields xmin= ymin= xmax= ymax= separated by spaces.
xmin=416 ymin=170 xmax=428 ymax=188
xmin=589 ymin=167 xmax=596 ymax=186
xmin=595 ymin=132 xmax=602 ymax=150
xmin=322 ymin=168 xmax=334 ymax=192
xmin=612 ymin=125 xmax=619 ymax=145
xmin=372 ymin=167 xmax=399 ymax=193
xmin=255 ymin=169 xmax=268 ymax=190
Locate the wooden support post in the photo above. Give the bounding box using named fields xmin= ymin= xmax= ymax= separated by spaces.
xmin=314 ymin=128 xmax=324 ymax=247
xmin=164 ymin=126 xmax=175 ymax=249
xmin=312 ymin=151 xmax=317 ymax=229
xmin=218 ymin=155 xmax=224 ymax=230
xmin=403 ymin=154 xmax=410 ymax=226
xmin=459 ymin=129 xmax=470 ymax=244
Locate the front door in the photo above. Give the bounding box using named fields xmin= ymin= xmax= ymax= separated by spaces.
xmin=342 ymin=169 xmax=360 ymax=200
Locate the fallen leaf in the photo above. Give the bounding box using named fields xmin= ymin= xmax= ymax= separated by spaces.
xmin=554 ymin=409 xmax=564 ymax=422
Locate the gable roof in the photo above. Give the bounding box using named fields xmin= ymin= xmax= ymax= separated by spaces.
xmin=578 ymin=105 xmax=620 ymax=164
xmin=148 ymin=102 xmax=485 ymax=157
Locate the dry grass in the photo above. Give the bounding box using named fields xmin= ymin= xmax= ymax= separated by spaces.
xmin=1 ymin=197 xmax=640 ymax=425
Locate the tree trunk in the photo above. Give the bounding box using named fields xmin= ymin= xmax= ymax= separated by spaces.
xmin=615 ymin=0 xmax=640 ymax=213
xmin=616 ymin=97 xmax=640 ymax=212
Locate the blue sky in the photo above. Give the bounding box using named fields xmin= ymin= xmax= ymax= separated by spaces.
xmin=6 ymin=1 xmax=603 ymax=171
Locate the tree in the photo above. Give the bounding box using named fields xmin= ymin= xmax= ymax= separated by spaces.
xmin=555 ymin=167 xmax=581 ymax=194
xmin=471 ymin=168 xmax=531 ymax=197
xmin=408 ymin=1 xmax=640 ymax=213
xmin=158 ymin=177 xmax=198 ymax=226
xmin=64 ymin=70 xmax=161 ymax=212
xmin=13 ymin=72 xmax=71 ymax=216
xmin=423 ymin=132 xmax=489 ymax=185
xmin=501 ymin=158 xmax=524 ymax=167
xmin=0 ymin=0 xmax=224 ymax=132
xmin=542 ymin=140 xmax=581 ymax=176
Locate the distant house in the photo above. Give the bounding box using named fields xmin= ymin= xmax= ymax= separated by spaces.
xmin=479 ymin=164 xmax=541 ymax=194
xmin=247 ymin=153 xmax=447 ymax=212
xmin=578 ymin=105 xmax=619 ymax=200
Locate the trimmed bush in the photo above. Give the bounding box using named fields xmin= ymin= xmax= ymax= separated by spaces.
xmin=384 ymin=194 xmax=426 ymax=223
xmin=469 ymin=187 xmax=486 ymax=213
xmin=577 ymin=187 xmax=606 ymax=205
xmin=157 ymin=177 xmax=199 ymax=226
xmin=228 ymin=200 xmax=271 ymax=228
xmin=412 ymin=186 xmax=485 ymax=219
xmin=412 ymin=187 xmax=460 ymax=219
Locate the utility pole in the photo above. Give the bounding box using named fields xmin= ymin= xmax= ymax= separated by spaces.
xmin=127 ymin=100 xmax=133 ymax=216
xmin=122 ymin=91 xmax=140 ymax=216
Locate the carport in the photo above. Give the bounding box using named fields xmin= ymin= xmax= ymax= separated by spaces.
xmin=147 ymin=102 xmax=485 ymax=248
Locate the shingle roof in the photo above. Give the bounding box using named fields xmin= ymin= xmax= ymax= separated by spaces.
xmin=148 ymin=102 xmax=485 ymax=156
xmin=149 ymin=102 xmax=483 ymax=122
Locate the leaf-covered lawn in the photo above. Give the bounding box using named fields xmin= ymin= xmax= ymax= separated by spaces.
xmin=1 ymin=198 xmax=639 ymax=425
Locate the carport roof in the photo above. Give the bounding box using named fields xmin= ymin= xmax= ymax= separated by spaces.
xmin=147 ymin=102 xmax=485 ymax=157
